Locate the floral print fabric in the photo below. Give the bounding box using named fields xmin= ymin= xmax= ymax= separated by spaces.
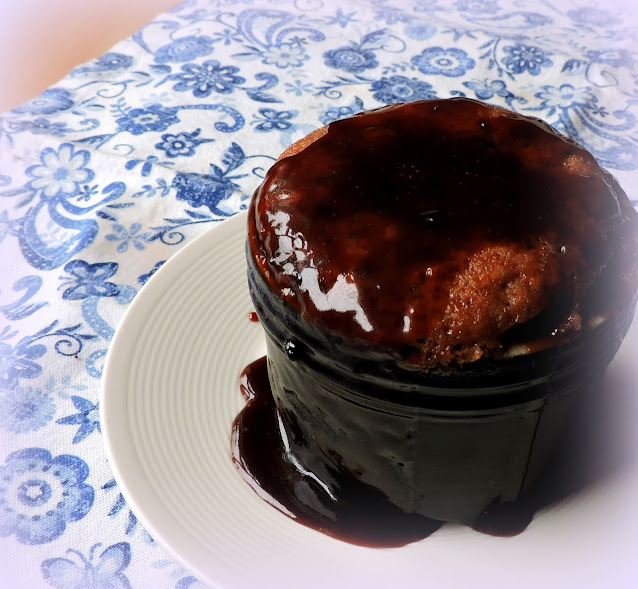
xmin=0 ymin=0 xmax=636 ymax=586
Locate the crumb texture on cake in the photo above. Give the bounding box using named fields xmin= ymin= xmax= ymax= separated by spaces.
xmin=249 ymin=98 xmax=638 ymax=368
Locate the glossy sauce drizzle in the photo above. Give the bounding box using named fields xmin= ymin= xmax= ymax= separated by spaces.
xmin=249 ymin=99 xmax=638 ymax=366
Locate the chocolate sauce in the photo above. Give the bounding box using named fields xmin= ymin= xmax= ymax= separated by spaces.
xmin=249 ymin=98 xmax=638 ymax=367
xmin=232 ymin=356 xmax=443 ymax=547
xmin=232 ymin=356 xmax=609 ymax=546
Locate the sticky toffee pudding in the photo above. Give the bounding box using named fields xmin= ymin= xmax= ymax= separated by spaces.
xmin=233 ymin=98 xmax=638 ymax=546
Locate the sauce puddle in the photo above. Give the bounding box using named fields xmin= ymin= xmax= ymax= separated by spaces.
xmin=231 ymin=356 xmax=609 ymax=547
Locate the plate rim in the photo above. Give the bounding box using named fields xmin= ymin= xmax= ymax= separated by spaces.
xmin=101 ymin=212 xmax=249 ymax=588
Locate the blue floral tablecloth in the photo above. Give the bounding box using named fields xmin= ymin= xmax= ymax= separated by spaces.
xmin=1 ymin=0 xmax=637 ymax=587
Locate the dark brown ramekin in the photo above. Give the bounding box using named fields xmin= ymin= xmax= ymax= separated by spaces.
xmin=247 ymin=245 xmax=637 ymax=524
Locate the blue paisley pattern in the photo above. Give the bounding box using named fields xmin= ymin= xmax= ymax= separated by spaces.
xmin=0 ymin=0 xmax=636 ymax=587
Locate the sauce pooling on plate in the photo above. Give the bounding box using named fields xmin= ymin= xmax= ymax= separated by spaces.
xmin=232 ymin=357 xmax=443 ymax=547
xmin=232 ymin=356 xmax=596 ymax=547
xmin=249 ymin=98 xmax=638 ymax=367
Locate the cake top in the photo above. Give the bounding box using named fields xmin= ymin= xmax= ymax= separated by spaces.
xmin=249 ymin=98 xmax=638 ymax=367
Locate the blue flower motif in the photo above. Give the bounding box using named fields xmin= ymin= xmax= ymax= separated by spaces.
xmin=42 ymin=542 xmax=132 ymax=589
xmin=455 ymin=0 xmax=500 ymax=14
xmin=26 ymin=144 xmax=95 ymax=198
xmin=155 ymin=129 xmax=213 ymax=158
xmin=19 ymin=118 xmax=68 ymax=136
xmin=285 ymin=80 xmax=314 ymax=96
xmin=567 ymin=7 xmax=621 ymax=27
xmin=93 ymin=52 xmax=134 ymax=71
xmin=75 ymin=52 xmax=133 ymax=73
xmin=323 ymin=45 xmax=378 ymax=73
xmin=76 ymin=184 xmax=99 ymax=202
xmin=154 ymin=35 xmax=215 ymax=64
xmin=535 ymin=84 xmax=596 ymax=111
xmin=411 ymin=47 xmax=475 ymax=77
xmin=586 ymin=49 xmax=635 ymax=69
xmin=463 ymin=79 xmax=510 ymax=100
xmin=325 ymin=8 xmax=358 ymax=28
xmin=0 ymin=448 xmax=94 ymax=545
xmin=262 ymin=43 xmax=309 ymax=68
xmin=319 ymin=97 xmax=365 ymax=126
xmin=502 ymin=44 xmax=553 ymax=76
xmin=105 ymin=223 xmax=149 ymax=253
xmin=138 ymin=261 xmax=166 ymax=286
xmin=115 ymin=104 xmax=180 ymax=135
xmin=172 ymin=171 xmax=238 ymax=214
xmin=211 ymin=28 xmax=244 ymax=46
xmin=371 ymin=75 xmax=436 ymax=104
xmin=56 ymin=396 xmax=100 ymax=444
xmin=171 ymin=60 xmax=245 ymax=97
xmin=252 ymin=108 xmax=298 ymax=132
xmin=404 ymin=22 xmax=437 ymax=41
xmin=60 ymin=260 xmax=119 ymax=300
xmin=0 ymin=385 xmax=55 ymax=434
xmin=12 ymin=88 xmax=73 ymax=115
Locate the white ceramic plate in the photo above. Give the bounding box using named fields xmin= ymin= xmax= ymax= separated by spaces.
xmin=102 ymin=211 xmax=638 ymax=589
